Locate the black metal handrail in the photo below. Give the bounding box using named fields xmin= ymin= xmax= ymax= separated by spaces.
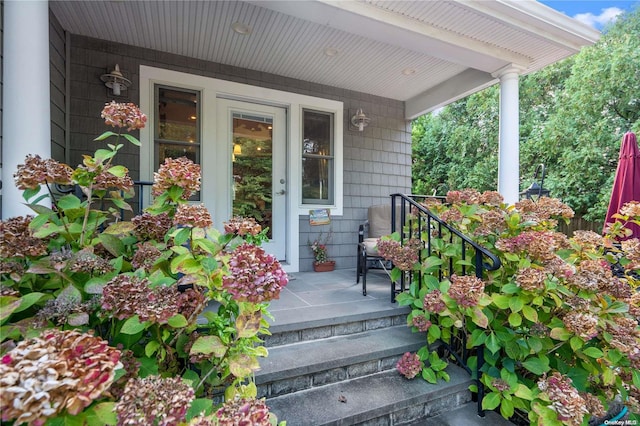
xmin=390 ymin=193 xmax=502 ymax=418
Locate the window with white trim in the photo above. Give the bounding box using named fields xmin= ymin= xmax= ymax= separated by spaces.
xmin=302 ymin=109 xmax=334 ymax=205
xmin=154 ymin=85 xmax=201 ymax=200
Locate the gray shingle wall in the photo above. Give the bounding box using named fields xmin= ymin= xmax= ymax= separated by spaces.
xmin=68 ymin=34 xmax=411 ymax=271
xmin=50 ymin=11 xmax=66 ymax=162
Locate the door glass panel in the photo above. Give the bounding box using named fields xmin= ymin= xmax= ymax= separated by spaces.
xmin=232 ymin=113 xmax=274 ymax=238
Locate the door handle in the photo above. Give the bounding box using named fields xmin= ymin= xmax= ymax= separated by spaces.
xmin=276 ymin=189 xmax=286 ymax=195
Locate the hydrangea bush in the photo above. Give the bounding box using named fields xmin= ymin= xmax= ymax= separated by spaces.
xmin=0 ymin=102 xmax=287 ymax=425
xmin=384 ymin=189 xmax=640 ymax=425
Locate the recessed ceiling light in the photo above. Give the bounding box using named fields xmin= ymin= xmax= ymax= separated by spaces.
xmin=402 ymin=68 xmax=416 ymax=76
xmin=323 ymin=47 xmax=339 ymax=57
xmin=231 ymin=22 xmax=251 ymax=35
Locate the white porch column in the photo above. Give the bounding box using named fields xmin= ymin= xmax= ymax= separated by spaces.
xmin=2 ymin=0 xmax=51 ymax=219
xmin=493 ymin=66 xmax=522 ymax=205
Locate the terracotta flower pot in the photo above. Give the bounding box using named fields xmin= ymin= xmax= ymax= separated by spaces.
xmin=313 ymin=260 xmax=335 ymax=272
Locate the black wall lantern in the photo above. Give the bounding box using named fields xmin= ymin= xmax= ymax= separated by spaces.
xmin=520 ymin=164 xmax=550 ymax=200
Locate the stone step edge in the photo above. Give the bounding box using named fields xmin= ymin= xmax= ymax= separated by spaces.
xmin=258 ymin=325 xmax=429 ymax=385
xmin=266 ymin=366 xmax=474 ymax=426
xmin=265 ymin=310 xmax=410 ymax=347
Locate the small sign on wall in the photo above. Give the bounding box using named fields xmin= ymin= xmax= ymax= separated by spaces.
xmin=309 ymin=209 xmax=331 ymax=226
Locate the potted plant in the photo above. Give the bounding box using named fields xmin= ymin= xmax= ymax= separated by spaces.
xmin=0 ymin=102 xmax=287 ymax=425
xmin=380 ymin=190 xmax=639 ymax=426
xmin=309 ymin=230 xmax=335 ymax=272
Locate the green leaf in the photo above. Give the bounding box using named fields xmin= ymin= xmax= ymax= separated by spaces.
xmin=98 ymin=233 xmax=125 ymax=257
xmin=107 ymin=165 xmax=127 ymax=178
xmin=500 ymin=398 xmax=514 ymax=419
xmin=521 ymin=305 xmax=538 ymax=322
xmin=0 ymin=296 xmax=22 ymax=324
xmin=422 ymin=367 xmax=437 ymax=383
xmin=186 ymin=398 xmax=214 ymax=420
xmin=173 ymin=227 xmax=192 ymax=247
xmin=514 ymin=383 xmax=534 ymax=400
xmin=582 ymin=347 xmax=604 ymax=358
xmin=57 ymin=194 xmax=82 ymax=210
xmin=137 ymin=357 xmax=159 ymax=378
xmin=501 ymin=283 xmax=520 ymax=294
xmin=482 ymin=392 xmax=501 ymax=410
xmin=190 ymin=336 xmax=227 ymax=357
xmin=57 ymin=285 xmax=82 ymax=305
xmin=569 ymin=336 xmax=583 ymax=351
xmin=491 ymin=294 xmax=510 ymax=309
xmin=94 ymin=130 xmax=118 ymax=141
xmin=236 ymin=310 xmax=262 ymax=338
xmin=509 ymin=296 xmax=524 ymax=313
xmin=549 ymin=327 xmax=572 ymax=341
xmin=84 ymin=402 xmax=117 ymax=426
xmin=123 ymin=133 xmax=141 ymax=147
xmin=470 ymin=329 xmax=487 ymax=346
xmin=145 ymin=340 xmax=161 ymax=357
xmin=471 ymin=307 xmax=489 ymax=328
xmin=522 ymin=357 xmax=550 ymax=375
xmin=167 ymin=314 xmax=189 ymax=328
xmin=390 ymin=267 xmax=402 ymax=283
xmin=120 ymin=315 xmax=149 ymax=335
xmin=485 ymin=333 xmax=501 ymax=354
xmin=14 ymin=292 xmax=45 ymax=313
xmin=508 ymin=312 xmax=522 ymax=327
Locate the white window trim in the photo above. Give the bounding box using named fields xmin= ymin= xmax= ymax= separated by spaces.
xmin=139 ymin=65 xmax=343 ymax=272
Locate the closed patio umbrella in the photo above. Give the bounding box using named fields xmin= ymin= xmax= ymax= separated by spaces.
xmin=604 ymin=131 xmax=640 ymax=239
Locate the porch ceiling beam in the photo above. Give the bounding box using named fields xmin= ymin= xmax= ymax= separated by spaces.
xmin=405 ymin=69 xmax=496 ymax=119
xmin=252 ymin=0 xmax=531 ymax=72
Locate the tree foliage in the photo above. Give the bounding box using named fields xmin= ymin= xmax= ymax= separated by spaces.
xmin=412 ymin=7 xmax=640 ymax=221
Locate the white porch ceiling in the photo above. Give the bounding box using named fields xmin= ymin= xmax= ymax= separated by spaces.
xmin=49 ymin=0 xmax=600 ymax=119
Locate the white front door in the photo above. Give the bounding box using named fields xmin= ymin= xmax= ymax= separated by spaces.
xmin=217 ymin=99 xmax=287 ymax=260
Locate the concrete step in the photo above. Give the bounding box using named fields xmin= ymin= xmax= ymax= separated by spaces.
xmin=257 ymin=325 xmax=428 ymax=398
xmin=413 ymin=401 xmax=516 ymax=425
xmin=266 ymin=366 xmax=474 ymax=426
xmin=265 ymin=303 xmax=410 ymax=347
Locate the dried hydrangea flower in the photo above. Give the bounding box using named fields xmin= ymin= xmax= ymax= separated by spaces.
xmin=216 ymin=397 xmax=273 ymax=426
xmin=606 ymin=316 xmax=640 ymax=355
xmin=115 ymin=376 xmax=194 ymax=426
xmin=446 ymin=189 xmax=481 ymax=205
xmin=101 ymin=101 xmax=147 ymax=131
xmin=93 ymin=169 xmax=134 ymax=191
xmin=131 ymin=241 xmax=163 ymax=271
xmin=108 ymin=349 xmax=140 ymax=400
xmin=102 ymin=275 xmax=207 ymax=325
xmin=562 ymin=311 xmax=598 ymax=340
xmin=439 ymin=207 xmax=464 ymax=223
xmin=411 ymin=315 xmax=431 ymax=332
xmin=537 ymin=372 xmax=587 ymax=426
xmin=13 ymin=154 xmax=73 ymax=190
xmin=515 ymin=267 xmax=547 ymax=292
xmin=152 ymin=157 xmax=201 ymax=200
xmin=479 ymin=191 xmax=504 ymax=207
xmin=173 ymin=204 xmax=212 ymax=228
xmin=224 ymin=216 xmax=263 ymax=236
xmin=376 ymin=238 xmax=421 ymax=271
xmin=68 ymin=250 xmax=113 ymax=275
xmin=448 ymin=274 xmax=485 ymax=308
xmin=35 ymin=296 xmax=99 ymax=327
xmin=580 ymin=393 xmax=606 ymax=418
xmin=620 ymin=238 xmax=640 ymax=269
xmin=495 ymin=231 xmax=562 ymax=262
xmin=222 ymin=243 xmax=288 ymax=303
xmin=132 ymin=212 xmax=172 ymax=241
xmin=475 ymin=209 xmax=507 ymax=236
xmin=620 ymin=201 xmax=640 ymax=218
xmin=423 ymin=289 xmax=446 ymax=313
xmin=0 ymin=329 xmax=121 ymax=425
xmin=491 ymin=379 xmax=511 ymax=392
xmin=0 ymin=216 xmax=48 ymax=258
xmin=571 ymin=230 xmax=604 ymax=251
xmin=396 ymin=352 xmax=423 ymax=379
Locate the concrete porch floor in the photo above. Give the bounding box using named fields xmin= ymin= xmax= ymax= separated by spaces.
xmin=266 ymin=268 xmax=408 ymax=333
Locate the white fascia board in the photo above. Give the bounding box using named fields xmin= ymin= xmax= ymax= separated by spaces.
xmin=405 ymin=68 xmax=497 ymax=119
xmin=461 ymin=0 xmax=601 ymax=51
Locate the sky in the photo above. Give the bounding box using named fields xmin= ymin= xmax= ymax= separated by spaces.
xmin=539 ymin=0 xmax=639 ymax=29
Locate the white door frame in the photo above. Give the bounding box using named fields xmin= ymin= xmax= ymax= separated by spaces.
xmin=139 ymin=65 xmax=344 ymax=272
xmin=217 ymin=99 xmax=287 ymax=260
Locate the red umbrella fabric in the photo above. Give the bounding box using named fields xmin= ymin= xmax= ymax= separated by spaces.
xmin=604 ymin=131 xmax=640 ymax=239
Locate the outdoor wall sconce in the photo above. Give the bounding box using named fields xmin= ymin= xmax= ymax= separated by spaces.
xmin=100 ymin=64 xmax=131 ymax=96
xmin=350 ymin=108 xmax=370 ymax=131
xmin=520 ymin=163 xmax=550 ymax=200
